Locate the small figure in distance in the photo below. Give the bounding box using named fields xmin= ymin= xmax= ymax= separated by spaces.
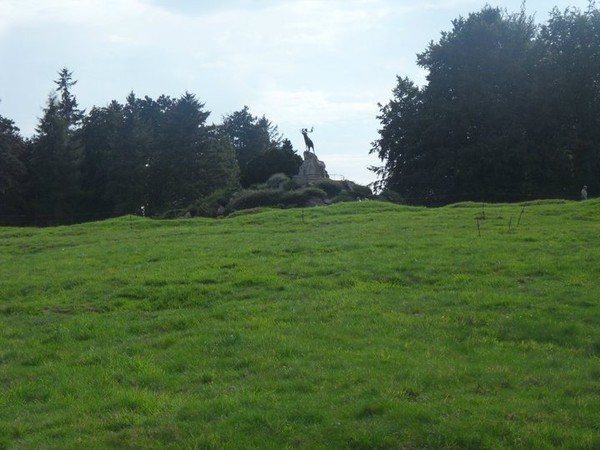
xmin=301 ymin=127 xmax=315 ymax=153
xmin=581 ymin=185 xmax=588 ymax=200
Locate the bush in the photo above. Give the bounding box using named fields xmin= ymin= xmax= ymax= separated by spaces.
xmin=333 ymin=191 xmax=357 ymax=203
xmin=190 ymin=189 xmax=234 ymax=217
xmin=226 ymin=189 xmax=282 ymax=212
xmin=302 ymin=186 xmax=328 ymax=199
xmin=266 ymin=173 xmax=294 ymax=190
xmin=348 ymin=182 xmax=373 ymax=198
xmin=281 ymin=187 xmax=327 ymax=206
xmin=377 ymin=189 xmax=405 ymax=204
xmin=313 ymin=179 xmax=345 ymax=197
xmin=225 ymin=186 xmax=328 ymax=212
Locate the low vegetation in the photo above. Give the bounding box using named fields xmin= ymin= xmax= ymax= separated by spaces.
xmin=222 ymin=175 xmax=372 ymax=215
xmin=1 ymin=200 xmax=599 ymax=448
xmin=157 ymin=175 xmax=375 ymax=219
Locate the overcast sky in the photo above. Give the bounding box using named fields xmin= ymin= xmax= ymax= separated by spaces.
xmin=0 ymin=0 xmax=593 ymax=185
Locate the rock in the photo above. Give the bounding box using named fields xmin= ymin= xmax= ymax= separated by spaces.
xmin=293 ymin=151 xmax=329 ymax=185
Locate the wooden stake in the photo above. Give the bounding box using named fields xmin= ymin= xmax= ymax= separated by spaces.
xmin=517 ymin=205 xmax=525 ymax=227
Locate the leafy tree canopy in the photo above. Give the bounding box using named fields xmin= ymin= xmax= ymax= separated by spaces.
xmin=372 ymin=3 xmax=600 ymax=204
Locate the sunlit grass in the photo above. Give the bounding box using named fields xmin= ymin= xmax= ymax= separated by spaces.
xmin=1 ymin=200 xmax=599 ymax=448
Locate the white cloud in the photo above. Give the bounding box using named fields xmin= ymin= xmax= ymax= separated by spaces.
xmin=0 ymin=0 xmax=131 ymax=33
xmin=253 ymin=88 xmax=378 ymax=126
xmin=1 ymin=0 xmax=388 ymax=82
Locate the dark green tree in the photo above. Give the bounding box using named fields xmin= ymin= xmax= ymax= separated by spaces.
xmin=146 ymin=92 xmax=237 ymax=213
xmin=79 ymin=99 xmax=139 ymax=217
xmin=535 ymin=3 xmax=600 ymax=192
xmin=241 ymin=138 xmax=302 ymax=186
xmin=80 ymin=92 xmax=240 ymax=218
xmin=197 ymin=131 xmax=240 ymax=196
xmin=220 ymin=106 xmax=281 ymax=184
xmin=369 ymin=77 xmax=424 ymax=199
xmin=55 ymin=67 xmax=85 ymax=125
xmin=0 ymin=114 xmax=27 ymax=224
xmin=80 ymin=93 xmax=163 ymax=216
xmin=420 ymin=6 xmax=538 ymax=202
xmin=27 ymin=69 xmax=85 ymax=224
xmin=372 ymin=5 xmax=600 ymax=204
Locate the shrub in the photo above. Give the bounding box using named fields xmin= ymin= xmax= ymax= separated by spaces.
xmin=377 ymin=190 xmax=405 ymax=204
xmin=301 ymin=187 xmax=328 ymax=199
xmin=281 ymin=187 xmax=327 ymax=206
xmin=333 ymin=191 xmax=357 ymax=203
xmin=329 ymin=182 xmax=373 ymax=203
xmin=348 ymin=182 xmax=373 ymax=198
xmin=226 ymin=186 xmax=328 ymax=212
xmin=226 ymin=189 xmax=282 ymax=212
xmin=190 ymin=189 xmax=234 ymax=217
xmin=313 ymin=179 xmax=345 ymax=197
xmin=266 ymin=173 xmax=294 ymax=190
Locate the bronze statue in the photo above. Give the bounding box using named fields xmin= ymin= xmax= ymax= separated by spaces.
xmin=301 ymin=127 xmax=314 ymax=153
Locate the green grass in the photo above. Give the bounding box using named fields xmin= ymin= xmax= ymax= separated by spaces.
xmin=1 ymin=200 xmax=599 ymax=449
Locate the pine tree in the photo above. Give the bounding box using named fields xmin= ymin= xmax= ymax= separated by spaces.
xmin=27 ymin=68 xmax=84 ymax=224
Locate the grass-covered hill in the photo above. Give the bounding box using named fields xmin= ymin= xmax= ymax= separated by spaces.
xmin=1 ymin=200 xmax=599 ymax=449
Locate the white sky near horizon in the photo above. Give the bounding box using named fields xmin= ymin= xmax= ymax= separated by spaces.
xmin=0 ymin=0 xmax=594 ymax=186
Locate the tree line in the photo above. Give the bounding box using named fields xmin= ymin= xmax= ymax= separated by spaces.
xmin=0 ymin=69 xmax=302 ymax=225
xmin=371 ymin=4 xmax=600 ymax=205
xmin=3 ymin=4 xmax=598 ymax=224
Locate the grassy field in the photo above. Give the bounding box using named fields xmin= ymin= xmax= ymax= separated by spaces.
xmin=0 ymin=200 xmax=599 ymax=449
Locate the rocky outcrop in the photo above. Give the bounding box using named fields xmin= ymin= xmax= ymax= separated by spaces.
xmin=293 ymin=151 xmax=329 ymax=185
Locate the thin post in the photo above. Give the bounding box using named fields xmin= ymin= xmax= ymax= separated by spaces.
xmin=517 ymin=205 xmax=525 ymax=227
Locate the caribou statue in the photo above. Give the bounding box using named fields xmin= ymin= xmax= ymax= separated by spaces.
xmin=301 ymin=127 xmax=315 ymax=153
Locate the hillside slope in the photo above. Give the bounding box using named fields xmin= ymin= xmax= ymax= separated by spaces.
xmin=1 ymin=200 xmax=599 ymax=448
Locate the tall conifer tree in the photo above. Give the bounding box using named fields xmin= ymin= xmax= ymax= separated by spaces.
xmin=27 ymin=68 xmax=84 ymax=224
